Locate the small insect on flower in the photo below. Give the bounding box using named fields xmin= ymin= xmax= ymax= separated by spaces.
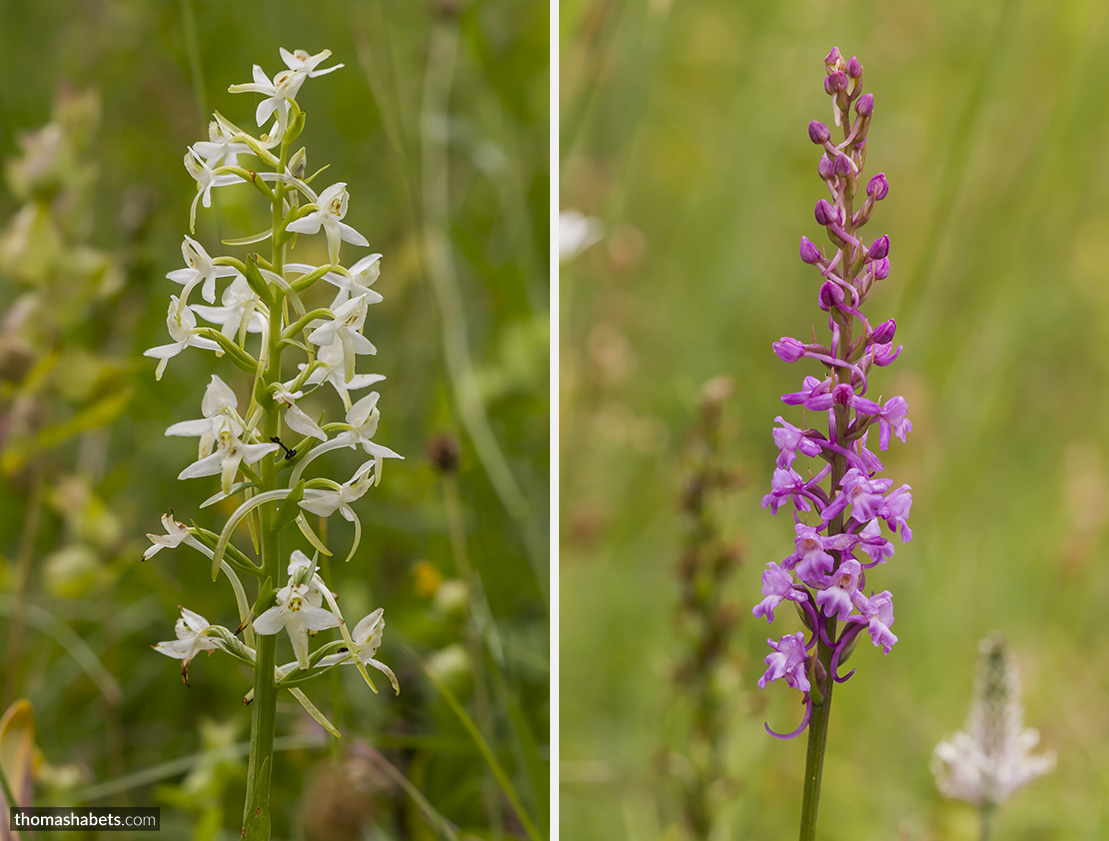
xmin=270 ymin=436 xmax=297 ymax=460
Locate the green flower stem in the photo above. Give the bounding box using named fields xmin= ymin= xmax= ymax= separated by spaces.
xmin=979 ymin=804 xmax=994 ymax=841
xmin=241 ymin=141 xmax=289 ymax=841
xmin=798 ymin=638 xmax=834 ymax=841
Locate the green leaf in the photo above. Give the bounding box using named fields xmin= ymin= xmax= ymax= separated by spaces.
xmin=270 ymin=480 xmax=305 ymax=533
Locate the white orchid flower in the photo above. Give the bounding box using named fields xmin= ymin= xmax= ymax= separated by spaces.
xmin=152 ymin=606 xmax=219 ymax=686
xmin=298 ymin=460 xmax=377 ymax=522
xmin=165 ymin=374 xmax=241 ymax=459
xmin=333 ymin=392 xmax=403 ymax=481
xmin=142 ymin=511 xmax=209 ymax=561
xmin=313 ymin=609 xmax=398 ymax=694
xmin=228 ymin=64 xmax=306 ymax=133
xmin=177 ymin=415 xmax=279 ymax=495
xmin=253 ymin=574 xmax=340 ymax=670
xmin=285 ymin=182 xmax=369 ymax=264
xmin=184 ymin=147 xmax=243 ymax=233
xmin=192 ymin=275 xmax=267 ymax=340
xmin=273 ymin=390 xmax=326 ymax=441
xmin=307 ymin=296 xmax=375 ymax=384
xmin=166 ymin=235 xmax=239 ymax=305
xmin=321 ymin=253 xmax=384 ymax=309
xmin=280 ymin=48 xmax=343 ymax=78
xmin=193 ymin=119 xmax=252 ymax=167
xmin=143 ymin=296 xmax=222 ymax=380
xmin=297 ymin=337 xmax=384 ymax=410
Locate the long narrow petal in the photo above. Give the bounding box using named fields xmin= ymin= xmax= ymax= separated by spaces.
xmin=178 ymin=452 xmax=223 ymax=480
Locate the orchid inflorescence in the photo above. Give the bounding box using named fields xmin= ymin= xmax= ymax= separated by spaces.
xmin=754 ymin=47 xmax=911 ymax=740
xmin=139 ymin=52 xmax=401 ymax=833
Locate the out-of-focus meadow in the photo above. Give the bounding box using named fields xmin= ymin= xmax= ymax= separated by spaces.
xmin=560 ymin=0 xmax=1109 ymax=838
xmin=0 ymin=1 xmax=548 ymax=839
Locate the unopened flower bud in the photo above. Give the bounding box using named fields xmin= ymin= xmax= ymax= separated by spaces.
xmin=814 ymin=199 xmax=838 ymax=226
xmin=773 ymin=337 xmax=807 ymax=363
xmin=847 ymin=56 xmax=862 ymax=78
xmin=869 ymin=235 xmax=890 ymax=261
xmin=872 ymin=319 xmax=897 ymax=344
xmin=872 ymin=257 xmax=890 ymax=279
xmin=824 ymin=47 xmax=843 ymax=73
xmin=288 ymin=147 xmax=307 ymax=179
xmin=833 ymin=154 xmax=851 ymax=179
xmin=810 ymin=655 xmax=828 ymax=704
xmin=866 ymin=172 xmax=889 ymax=201
xmin=799 ymin=236 xmax=822 ymax=264
xmin=808 ymin=120 xmax=831 ymax=144
xmin=817 ymin=155 xmax=835 ymax=181
xmin=825 ymin=72 xmax=848 ymax=95
xmin=818 ymin=281 xmax=845 ymax=311
xmin=855 ymin=93 xmax=874 ymax=117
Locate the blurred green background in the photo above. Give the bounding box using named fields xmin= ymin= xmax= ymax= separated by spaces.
xmin=0 ymin=1 xmax=548 ymax=839
xmin=560 ymin=0 xmax=1109 ymax=838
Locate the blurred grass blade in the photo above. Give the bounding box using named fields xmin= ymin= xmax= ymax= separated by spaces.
xmin=0 ymin=599 xmax=120 ymax=705
xmin=408 ymin=645 xmax=543 ymax=841
xmin=491 ymin=666 xmax=548 ymax=829
xmin=60 ymin=734 xmax=325 ymax=805
xmin=361 ymin=743 xmax=460 ymax=841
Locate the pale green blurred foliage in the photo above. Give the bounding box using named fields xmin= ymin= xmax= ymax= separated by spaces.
xmin=562 ymin=0 xmax=1106 ymax=838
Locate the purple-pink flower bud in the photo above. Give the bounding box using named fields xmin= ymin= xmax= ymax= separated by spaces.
xmin=773 ymin=337 xmax=807 ymax=363
xmin=872 ymin=257 xmax=890 ymax=280
xmin=824 ymin=47 xmax=842 ymax=73
xmin=814 ymin=199 xmax=838 ymax=226
xmin=799 ymin=236 xmax=822 ymax=264
xmin=808 ymin=120 xmax=831 ymax=144
xmin=847 ymin=56 xmax=862 ymax=78
xmin=866 ymin=172 xmax=889 ymax=201
xmin=869 ymin=235 xmax=890 ymax=260
xmin=833 ymin=154 xmax=851 ymax=179
xmin=831 ymin=383 xmax=854 ymax=406
xmin=817 ymin=155 xmax=835 ymax=181
xmin=825 ymin=72 xmax=848 ymax=95
xmin=872 ymin=319 xmax=896 ymax=344
xmin=855 ymin=93 xmax=874 ymax=117
xmin=818 ymin=281 xmax=845 ymax=311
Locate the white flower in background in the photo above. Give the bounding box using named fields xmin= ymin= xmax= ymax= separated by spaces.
xmin=320 ymin=253 xmax=384 ymax=309
xmin=193 ymin=119 xmax=252 ymax=167
xmin=299 ymin=460 xmax=376 ymax=522
xmin=286 ymin=182 xmax=369 ymax=265
xmin=317 ymin=609 xmax=398 ymax=694
xmin=228 ymin=64 xmax=306 ymax=132
xmin=192 ymin=275 xmax=266 ymax=340
xmin=932 ymin=634 xmax=1056 ymax=809
xmin=167 ymin=235 xmax=239 ymax=305
xmin=253 ymin=571 xmax=340 ymax=670
xmin=184 ymin=147 xmax=243 ymax=233
xmin=142 ymin=511 xmax=209 ymax=561
xmin=273 ymin=390 xmax=326 ymax=441
xmin=334 ymin=392 xmax=403 ymax=475
xmin=297 ymin=338 xmax=385 ymax=410
xmin=165 ymin=374 xmax=241 ymax=459
xmin=153 ymin=606 xmax=219 ymax=685
xmin=177 ymin=415 xmax=279 ymax=495
xmin=280 ymin=47 xmax=343 ymax=78
xmin=307 ymin=296 xmax=375 ymax=383
xmin=558 ymin=208 xmax=604 ymax=262
xmin=143 ymin=296 xmax=222 ymax=381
